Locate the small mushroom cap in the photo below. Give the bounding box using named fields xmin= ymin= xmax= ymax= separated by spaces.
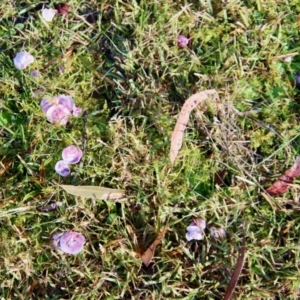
xmin=41 ymin=8 xmax=57 ymax=22
xmin=46 ymin=104 xmax=71 ymax=126
xmin=13 ymin=51 xmax=35 ymax=70
xmin=55 ymin=160 xmax=70 ymax=177
xmin=62 ymin=146 xmax=83 ymax=164
xmin=59 ymin=231 xmax=86 ymax=254
xmin=56 ymin=95 xmax=75 ymax=112
xmin=177 ymin=35 xmax=190 ymax=47
xmin=186 ymin=225 xmax=204 ymax=241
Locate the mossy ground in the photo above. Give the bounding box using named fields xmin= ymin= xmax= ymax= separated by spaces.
xmin=1 ymin=1 xmax=300 ymax=299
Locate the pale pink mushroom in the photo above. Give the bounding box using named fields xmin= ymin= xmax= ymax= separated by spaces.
xmin=53 ymin=231 xmax=85 ymax=254
xmin=46 ymin=104 xmax=71 ymax=125
xmin=72 ymin=106 xmax=82 ymax=117
xmin=40 ymin=98 xmax=58 ymax=113
xmin=40 ymin=95 xmax=82 ymax=123
xmin=186 ymin=218 xmax=206 ymax=241
xmin=55 ymin=160 xmax=70 ymax=177
xmin=62 ymin=145 xmax=83 ymax=164
xmin=193 ymin=218 xmax=206 ymax=230
xmin=186 ymin=225 xmax=204 ymax=241
xmin=177 ymin=35 xmax=190 ymax=48
xmin=13 ymin=51 xmax=35 ymax=70
xmin=41 ymin=8 xmax=57 ymax=21
xmin=56 ymin=95 xmax=75 ymax=111
xmin=57 ymin=95 xmax=82 ymax=116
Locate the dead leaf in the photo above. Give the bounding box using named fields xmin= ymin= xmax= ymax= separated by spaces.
xmin=284 ymin=156 xmax=300 ymax=177
xmin=141 ymin=206 xmax=177 ymax=266
xmin=266 ymin=157 xmax=300 ymax=195
xmin=224 ymin=230 xmax=246 ymax=300
xmin=266 ymin=174 xmax=293 ymax=195
xmin=60 ymin=185 xmax=125 ymax=200
xmin=170 ymin=89 xmax=218 ymax=163
xmin=55 ymin=3 xmax=69 ymax=16
xmin=141 ymin=227 xmax=168 ymax=267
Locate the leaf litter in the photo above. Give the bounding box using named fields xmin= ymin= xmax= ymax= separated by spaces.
xmin=141 ymin=206 xmax=178 ymax=266
xmin=55 ymin=3 xmax=69 ymax=17
xmin=170 ymin=90 xmax=218 ymax=163
xmin=266 ymin=156 xmax=300 ymax=195
xmin=61 ymin=185 xmax=125 ymax=200
xmin=223 ymin=228 xmax=246 ymax=300
xmin=141 ymin=226 xmax=168 ymax=267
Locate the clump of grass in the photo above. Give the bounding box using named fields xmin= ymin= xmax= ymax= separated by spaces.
xmin=1 ymin=0 xmax=300 ymax=299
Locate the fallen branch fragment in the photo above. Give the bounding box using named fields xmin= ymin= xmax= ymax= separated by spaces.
xmin=224 ymin=230 xmax=246 ymax=300
xmin=266 ymin=156 xmax=300 ymax=195
xmin=170 ymin=89 xmax=218 ymax=163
